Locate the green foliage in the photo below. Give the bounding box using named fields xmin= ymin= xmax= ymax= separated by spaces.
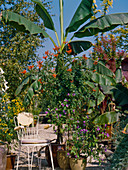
xmin=0 ymin=0 xmax=52 ymax=98
xmin=110 ymin=117 xmax=128 ymax=169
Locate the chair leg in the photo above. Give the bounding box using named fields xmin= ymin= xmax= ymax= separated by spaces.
xmin=48 ymin=144 xmax=54 ymax=170
xmin=16 ymin=145 xmax=21 ymax=170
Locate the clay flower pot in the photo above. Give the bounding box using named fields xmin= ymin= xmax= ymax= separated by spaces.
xmin=57 ymin=150 xmax=70 ymax=170
xmin=69 ymin=157 xmax=87 ymax=170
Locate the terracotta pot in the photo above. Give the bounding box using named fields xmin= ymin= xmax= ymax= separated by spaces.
xmin=45 ymin=143 xmax=65 ymax=167
xmin=69 ymin=157 xmax=87 ymax=170
xmin=57 ymin=150 xmax=70 ymax=170
xmin=6 ymin=153 xmax=17 ymax=170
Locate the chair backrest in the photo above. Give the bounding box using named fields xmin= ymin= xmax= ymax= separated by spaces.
xmin=14 ymin=112 xmax=39 ymax=140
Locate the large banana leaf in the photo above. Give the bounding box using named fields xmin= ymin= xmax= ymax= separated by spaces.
xmin=64 ymin=41 xmax=92 ymax=55
xmin=66 ymin=0 xmax=93 ymax=33
xmin=93 ymin=111 xmax=121 ymax=125
xmin=115 ymin=68 xmax=122 ymax=83
xmin=15 ymin=76 xmax=31 ymax=96
xmin=23 ymin=80 xmax=41 ymax=106
xmin=85 ymin=59 xmax=114 ymax=77
xmin=2 ymin=11 xmax=49 ymax=38
xmin=32 ymin=0 xmax=55 ymax=31
xmin=74 ymin=13 xmax=128 ymax=38
xmin=112 ymin=83 xmax=128 ymax=106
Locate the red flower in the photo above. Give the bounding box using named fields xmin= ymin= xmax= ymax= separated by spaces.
xmin=93 ymin=89 xmax=96 ymax=92
xmin=52 ymin=74 xmax=57 ymax=78
xmin=38 ymin=79 xmax=43 ymax=84
xmin=70 ymin=80 xmax=74 ymax=83
xmin=82 ymin=54 xmax=88 ymax=60
xmin=28 ymin=65 xmax=34 ymax=70
xmin=66 ymin=49 xmax=72 ymax=54
xmin=37 ymin=61 xmax=43 ymax=69
xmin=53 ymin=46 xmax=60 ymax=51
xmin=93 ymin=61 xmax=98 ymax=65
xmin=93 ymin=69 xmax=96 ymax=72
xmin=43 ymin=56 xmax=48 ymax=59
xmin=21 ymin=70 xmax=26 ymax=74
xmin=67 ymin=68 xmax=72 ymax=72
xmin=41 ymin=89 xmax=43 ymax=93
xmin=45 ymin=50 xmax=49 ymax=55
xmin=54 ymin=54 xmax=59 ymax=58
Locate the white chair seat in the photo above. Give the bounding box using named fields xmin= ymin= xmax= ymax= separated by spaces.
xmin=21 ymin=139 xmax=50 ymax=144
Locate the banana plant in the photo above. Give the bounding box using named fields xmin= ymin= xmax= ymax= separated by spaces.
xmin=1 ymin=0 xmax=128 ymax=54
xmin=1 ymin=0 xmax=128 ymax=119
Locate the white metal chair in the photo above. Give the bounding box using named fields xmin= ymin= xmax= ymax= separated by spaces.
xmin=14 ymin=112 xmax=54 ymax=170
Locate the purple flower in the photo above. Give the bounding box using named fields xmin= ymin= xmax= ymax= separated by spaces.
xmin=66 ymin=104 xmax=69 ymax=107
xmin=64 ymin=99 xmax=67 ymax=101
xmin=75 ymin=155 xmax=77 ymax=158
xmin=67 ymin=93 xmax=70 ymax=96
xmin=85 ymin=129 xmax=88 ymax=132
xmin=61 ymin=103 xmax=64 ymax=106
xmin=105 ymin=148 xmax=107 ymax=152
xmin=54 ymin=130 xmax=57 ymax=133
xmin=83 ymin=121 xmax=85 ymax=123
xmin=73 ymin=109 xmax=75 ymax=112
xmin=77 ymin=120 xmax=79 ymax=123
xmin=67 ymin=153 xmax=70 ymax=156
xmin=80 ymin=129 xmax=83 ymax=132
xmin=63 ymin=110 xmax=66 ymax=113
xmin=64 ymin=112 xmax=67 ymax=115
xmin=87 ymin=115 xmax=89 ymax=119
xmin=106 ymin=133 xmax=109 ymax=137
xmin=59 ymin=114 xmax=61 ymax=117
xmin=97 ymin=127 xmax=100 ymax=131
xmin=72 ymin=93 xmax=75 ymax=96
xmin=71 ymin=118 xmax=73 ymax=120
xmin=105 ymin=124 xmax=107 ymax=127
xmin=45 ymin=111 xmax=48 ymax=114
xmin=77 ymin=126 xmax=79 ymax=129
xmin=77 ymin=132 xmax=79 ymax=134
xmin=48 ymin=108 xmax=50 ymax=110
xmin=55 ymin=108 xmax=58 ymax=110
xmin=83 ymin=124 xmax=86 ymax=126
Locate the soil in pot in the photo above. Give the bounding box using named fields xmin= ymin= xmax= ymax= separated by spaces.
xmin=6 ymin=153 xmax=17 ymax=170
xmin=57 ymin=150 xmax=71 ymax=170
xmin=69 ymin=157 xmax=87 ymax=170
xmin=45 ymin=143 xmax=66 ymax=167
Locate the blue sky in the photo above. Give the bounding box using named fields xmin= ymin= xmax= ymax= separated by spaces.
xmin=37 ymin=0 xmax=128 ymax=59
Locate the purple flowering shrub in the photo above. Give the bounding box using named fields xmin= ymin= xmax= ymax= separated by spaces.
xmin=66 ymin=113 xmax=109 ymax=163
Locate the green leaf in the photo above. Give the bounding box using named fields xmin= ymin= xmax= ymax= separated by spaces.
xmin=115 ymin=68 xmax=122 ymax=83
xmin=112 ymin=83 xmax=128 ymax=106
xmin=64 ymin=41 xmax=92 ymax=54
xmin=32 ymin=0 xmax=55 ymax=31
xmin=93 ymin=111 xmax=121 ymax=125
xmin=15 ymin=76 xmax=30 ymax=96
xmin=85 ymin=59 xmax=114 ymax=77
xmin=2 ymin=11 xmax=49 ymax=38
xmin=66 ymin=0 xmax=93 ymax=33
xmin=74 ymin=13 xmax=128 ymax=38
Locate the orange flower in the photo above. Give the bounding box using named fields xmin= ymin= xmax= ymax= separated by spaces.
xmin=53 ymin=46 xmax=60 ymax=51
xmin=54 ymin=53 xmax=59 ymax=58
xmin=93 ymin=89 xmax=96 ymax=92
xmin=52 ymin=74 xmax=57 ymax=78
xmin=93 ymin=69 xmax=96 ymax=72
xmin=43 ymin=56 xmax=48 ymax=59
xmin=67 ymin=68 xmax=72 ymax=72
xmin=28 ymin=65 xmax=34 ymax=70
xmin=93 ymin=61 xmax=98 ymax=65
xmin=37 ymin=61 xmax=43 ymax=69
xmin=63 ymin=41 xmax=68 ymax=44
xmin=21 ymin=70 xmax=26 ymax=74
xmin=82 ymin=54 xmax=88 ymax=60
xmin=45 ymin=50 xmax=49 ymax=55
xmin=38 ymin=79 xmax=43 ymax=84
xmin=66 ymin=49 xmax=72 ymax=55
xmin=70 ymin=80 xmax=74 ymax=83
